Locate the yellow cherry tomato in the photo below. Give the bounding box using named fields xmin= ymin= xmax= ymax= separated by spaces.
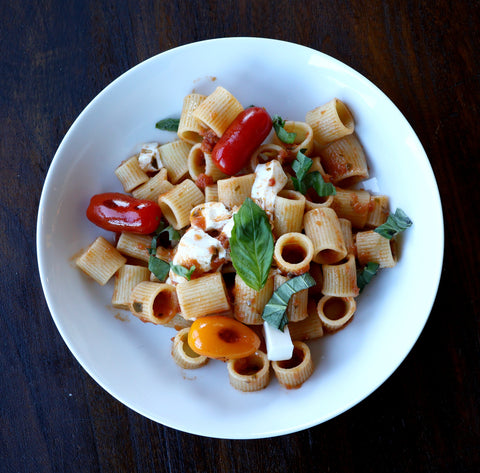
xmin=188 ymin=316 xmax=261 ymax=360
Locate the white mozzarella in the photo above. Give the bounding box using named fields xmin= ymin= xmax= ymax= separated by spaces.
xmin=138 ymin=142 xmax=162 ymax=172
xmin=358 ymin=177 xmax=380 ymax=193
xmin=190 ymin=202 xmax=232 ymax=232
xmin=251 ymin=160 xmax=288 ymax=216
xmin=263 ymin=321 xmax=294 ymax=361
xmin=169 ymin=228 xmax=226 ymax=284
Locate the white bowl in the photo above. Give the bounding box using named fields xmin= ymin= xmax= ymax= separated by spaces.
xmin=37 ymin=38 xmax=443 ymax=439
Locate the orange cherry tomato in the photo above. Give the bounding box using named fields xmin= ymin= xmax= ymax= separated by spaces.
xmin=188 ymin=316 xmax=260 ymax=360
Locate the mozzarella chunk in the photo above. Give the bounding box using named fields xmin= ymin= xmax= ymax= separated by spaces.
xmin=190 ymin=202 xmax=232 ymax=232
xmin=359 ymin=177 xmax=380 ymax=193
xmin=251 ymin=160 xmax=288 ymax=216
xmin=138 ymin=142 xmax=162 ymax=172
xmin=263 ymin=321 xmax=294 ymax=361
xmin=221 ymin=216 xmax=235 ymax=239
xmin=169 ymin=228 xmax=226 ymax=284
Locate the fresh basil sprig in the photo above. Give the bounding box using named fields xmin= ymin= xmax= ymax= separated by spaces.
xmin=148 ymin=222 xmax=191 ymax=281
xmin=148 ymin=255 xmax=171 ymax=281
xmin=230 ymin=198 xmax=274 ymax=291
xmin=149 ymin=223 xmax=181 ymax=255
xmin=155 ymin=118 xmax=180 ymax=132
xmin=291 ymin=149 xmax=336 ymax=197
xmin=272 ymin=115 xmax=296 ymax=144
xmin=148 ymin=256 xmax=195 ymax=282
xmin=357 ymin=262 xmax=380 ymax=293
xmin=374 ymin=208 xmax=412 ymax=240
xmin=262 ymin=273 xmax=316 ymax=331
xmin=170 ymin=264 xmax=196 ymax=281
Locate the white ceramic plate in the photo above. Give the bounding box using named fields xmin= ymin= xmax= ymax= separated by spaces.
xmin=37 ymin=38 xmax=443 ymax=439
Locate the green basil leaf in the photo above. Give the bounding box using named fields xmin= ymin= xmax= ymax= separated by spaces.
xmin=170 ymin=264 xmax=196 ymax=281
xmin=291 ymin=149 xmax=336 ymax=197
xmin=148 ymin=255 xmax=170 ymax=282
xmin=164 ymin=225 xmax=181 ymax=242
xmin=304 ymin=171 xmax=336 ymax=197
xmin=149 ymin=222 xmax=166 ymax=255
xmin=262 ymin=273 xmax=316 ymax=331
xmin=374 ymin=208 xmax=413 ymax=240
xmin=149 ymin=223 xmax=181 ymax=255
xmin=357 ymin=262 xmax=380 ymax=293
xmin=291 ymin=175 xmax=307 ymax=194
xmin=230 ymin=198 xmax=274 ymax=291
xmin=291 ymin=149 xmax=312 ymax=182
xmin=155 ymin=118 xmax=180 ymax=132
xmin=272 ymin=115 xmax=296 ymax=144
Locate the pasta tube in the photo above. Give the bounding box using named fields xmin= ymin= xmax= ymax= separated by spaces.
xmin=273 ymin=232 xmax=314 ymax=276
xmin=177 ymin=93 xmax=207 ymax=144
xmin=192 ymin=86 xmax=243 ymax=137
xmin=306 ymin=98 xmax=355 ymax=149
xmin=171 ymin=328 xmax=209 ymax=369
xmin=112 ymin=265 xmax=150 ymax=309
xmin=317 ymin=295 xmax=356 ymax=332
xmin=303 ymin=208 xmax=347 ymax=264
xmin=356 ymin=230 xmax=397 ymax=268
xmin=319 ymin=133 xmax=369 ymax=186
xmin=176 ymin=273 xmax=230 ymax=320
xmin=158 ymin=179 xmax=205 ymax=230
xmin=129 ymin=281 xmax=179 ymax=325
xmin=227 ymin=351 xmax=270 ymax=392
xmin=76 ymin=236 xmax=126 ymax=285
xmin=272 ymin=341 xmax=313 ymax=389
xmin=322 ymin=254 xmax=359 ymax=297
xmin=115 ymin=155 xmax=149 ymax=192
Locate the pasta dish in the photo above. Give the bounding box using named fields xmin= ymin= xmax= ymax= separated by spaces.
xmin=75 ymin=86 xmax=411 ymax=392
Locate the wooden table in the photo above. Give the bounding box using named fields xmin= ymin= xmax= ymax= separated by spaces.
xmin=2 ymin=1 xmax=479 ymax=471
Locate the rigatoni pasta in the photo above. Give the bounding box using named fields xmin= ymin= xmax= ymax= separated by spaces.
xmin=76 ymin=236 xmax=126 ymax=286
xmin=112 ymin=265 xmax=151 ymax=309
xmin=319 ymin=133 xmax=369 ymax=186
xmin=306 ymin=98 xmax=355 ymax=149
xmin=192 ymin=86 xmax=243 ymax=137
xmin=177 ymin=93 xmax=207 ymax=144
xmin=115 ymin=155 xmax=149 ymax=192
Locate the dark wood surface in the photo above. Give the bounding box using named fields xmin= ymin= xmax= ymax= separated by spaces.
xmin=2 ymin=1 xmax=479 ymax=472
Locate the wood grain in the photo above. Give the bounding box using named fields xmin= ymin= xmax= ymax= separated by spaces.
xmin=1 ymin=0 xmax=479 ymax=471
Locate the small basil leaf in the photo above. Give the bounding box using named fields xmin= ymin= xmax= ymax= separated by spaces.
xmin=357 ymin=262 xmax=380 ymax=293
xmin=230 ymin=198 xmax=274 ymax=291
xmin=149 ymin=222 xmax=166 ymax=255
xmin=272 ymin=115 xmax=296 ymax=144
xmin=170 ymin=264 xmax=195 ymax=281
xmin=291 ymin=175 xmax=307 ymax=194
xmin=262 ymin=273 xmax=316 ymax=331
xmin=150 ymin=223 xmax=181 ymax=255
xmin=374 ymin=208 xmax=413 ymax=240
xmin=148 ymin=255 xmax=170 ymax=282
xmin=291 ymin=149 xmax=312 ymax=182
xmin=304 ymin=171 xmax=336 ymax=197
xmin=165 ymin=225 xmax=181 ymax=242
xmin=291 ymin=149 xmax=336 ymax=197
xmin=155 ymin=118 xmax=180 ymax=132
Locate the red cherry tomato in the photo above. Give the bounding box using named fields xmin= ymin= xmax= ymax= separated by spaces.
xmin=211 ymin=107 xmax=272 ymax=175
xmin=86 ymin=193 xmax=162 ymax=234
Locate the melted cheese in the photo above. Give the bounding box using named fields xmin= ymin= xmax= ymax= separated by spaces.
xmin=190 ymin=202 xmax=232 ymax=232
xmin=169 ymin=228 xmax=226 ymax=284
